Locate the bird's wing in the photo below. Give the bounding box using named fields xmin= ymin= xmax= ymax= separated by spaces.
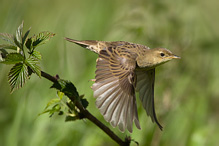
xmin=92 ymin=47 xmax=141 ymax=133
xmin=135 ymin=69 xmax=163 ymax=130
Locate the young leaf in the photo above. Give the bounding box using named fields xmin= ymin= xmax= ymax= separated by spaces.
xmin=13 ymin=35 xmax=22 ymax=49
xmin=25 ymin=38 xmax=32 ymax=50
xmin=38 ymin=104 xmax=61 ymax=117
xmin=16 ymin=21 xmax=23 ymax=45
xmin=49 ymin=104 xmax=61 ymax=117
xmin=8 ymin=63 xmax=29 ymax=93
xmin=31 ymin=50 xmax=42 ymax=60
xmin=22 ymin=27 xmax=31 ymax=46
xmin=38 ymin=109 xmax=53 ymax=116
xmin=57 ymin=91 xmax=64 ymax=100
xmin=0 ymin=33 xmax=16 ymax=46
xmin=32 ymin=31 xmax=55 ymax=48
xmin=44 ymin=98 xmax=61 ymax=110
xmin=25 ymin=57 xmax=41 ymax=77
xmin=1 ymin=53 xmax=24 ymax=64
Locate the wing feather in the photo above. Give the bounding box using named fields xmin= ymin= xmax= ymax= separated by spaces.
xmin=136 ymin=69 xmax=163 ymax=130
xmin=108 ymin=93 xmax=125 ymax=126
xmin=92 ymin=46 xmax=140 ymax=132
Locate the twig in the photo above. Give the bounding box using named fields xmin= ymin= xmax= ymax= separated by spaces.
xmin=41 ymin=71 xmax=58 ymax=82
xmin=40 ymin=71 xmax=130 ymax=146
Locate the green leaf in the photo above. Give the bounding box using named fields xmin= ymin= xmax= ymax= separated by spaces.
xmin=27 ymin=66 xmax=33 ymax=76
xmin=81 ymin=98 xmax=89 ymax=109
xmin=0 ymin=33 xmax=16 ymax=46
xmin=0 ymin=44 xmax=17 ymax=50
xmin=1 ymin=53 xmax=24 ymax=64
xmin=8 ymin=63 xmax=29 ymax=93
xmin=38 ymin=104 xmax=61 ymax=117
xmin=66 ymin=101 xmax=76 ymax=111
xmin=49 ymin=104 xmax=61 ymax=117
xmin=0 ymin=49 xmax=8 ymax=60
xmin=32 ymin=31 xmax=55 ymax=48
xmin=51 ymin=79 xmax=79 ymax=98
xmin=65 ymin=114 xmax=79 ymax=122
xmin=44 ymin=98 xmax=61 ymax=110
xmin=38 ymin=109 xmax=51 ymax=116
xmin=22 ymin=27 xmax=31 ymax=45
xmin=57 ymin=91 xmax=64 ymax=100
xmin=25 ymin=57 xmax=41 ymax=77
xmin=16 ymin=21 xmax=23 ymax=45
xmin=31 ymin=50 xmax=42 ymax=60
xmin=13 ymin=35 xmax=22 ymax=49
xmin=25 ymin=38 xmax=32 ymax=50
xmin=58 ymin=111 xmax=64 ymax=115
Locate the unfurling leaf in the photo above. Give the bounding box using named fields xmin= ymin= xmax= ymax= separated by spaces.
xmin=16 ymin=21 xmax=23 ymax=45
xmin=0 ymin=23 xmax=25 ymax=51
xmin=1 ymin=53 xmax=24 ymax=64
xmin=25 ymin=57 xmax=41 ymax=77
xmin=8 ymin=63 xmax=29 ymax=93
xmin=32 ymin=31 xmax=55 ymax=48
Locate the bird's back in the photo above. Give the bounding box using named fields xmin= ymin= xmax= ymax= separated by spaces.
xmin=65 ymin=38 xmax=150 ymax=56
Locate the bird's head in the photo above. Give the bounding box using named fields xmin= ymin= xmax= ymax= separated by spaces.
xmin=136 ymin=48 xmax=180 ymax=69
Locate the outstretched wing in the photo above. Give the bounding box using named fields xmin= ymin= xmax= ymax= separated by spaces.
xmin=135 ymin=69 xmax=163 ymax=130
xmin=92 ymin=47 xmax=141 ymax=133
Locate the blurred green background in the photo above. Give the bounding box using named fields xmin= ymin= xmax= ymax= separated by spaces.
xmin=0 ymin=0 xmax=218 ymax=146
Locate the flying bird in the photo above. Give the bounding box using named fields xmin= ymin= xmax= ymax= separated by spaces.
xmin=65 ymin=37 xmax=180 ymax=133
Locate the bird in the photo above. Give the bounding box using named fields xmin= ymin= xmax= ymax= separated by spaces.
xmin=65 ymin=37 xmax=180 ymax=133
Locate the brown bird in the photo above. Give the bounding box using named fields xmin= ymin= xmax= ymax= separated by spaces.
xmin=65 ymin=37 xmax=180 ymax=133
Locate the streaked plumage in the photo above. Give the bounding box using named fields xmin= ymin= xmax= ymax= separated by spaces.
xmin=65 ymin=37 xmax=180 ymax=133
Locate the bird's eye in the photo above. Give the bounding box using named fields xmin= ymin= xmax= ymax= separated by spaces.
xmin=160 ymin=53 xmax=165 ymax=57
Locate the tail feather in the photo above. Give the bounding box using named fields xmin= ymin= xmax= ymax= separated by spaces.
xmin=65 ymin=37 xmax=100 ymax=53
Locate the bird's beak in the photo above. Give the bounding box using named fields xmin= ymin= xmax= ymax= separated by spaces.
xmin=171 ymin=55 xmax=181 ymax=59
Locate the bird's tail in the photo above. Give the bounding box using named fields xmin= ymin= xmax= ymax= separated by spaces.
xmin=65 ymin=37 xmax=100 ymax=54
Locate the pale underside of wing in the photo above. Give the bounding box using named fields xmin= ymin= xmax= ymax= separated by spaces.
xmin=135 ymin=69 xmax=163 ymax=130
xmin=92 ymin=48 xmax=141 ymax=133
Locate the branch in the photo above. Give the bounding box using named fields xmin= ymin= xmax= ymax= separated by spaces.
xmin=40 ymin=71 xmax=131 ymax=146
xmin=41 ymin=71 xmax=58 ymax=82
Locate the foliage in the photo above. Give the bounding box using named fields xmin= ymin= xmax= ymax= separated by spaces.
xmin=0 ymin=22 xmax=89 ymax=124
xmin=39 ymin=79 xmax=89 ymax=121
xmin=0 ymin=21 xmax=55 ymax=93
